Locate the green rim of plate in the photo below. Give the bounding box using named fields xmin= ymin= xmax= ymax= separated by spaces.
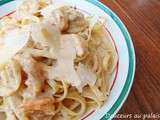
xmin=0 ymin=0 xmax=12 ymax=5
xmin=0 ymin=0 xmax=136 ymax=120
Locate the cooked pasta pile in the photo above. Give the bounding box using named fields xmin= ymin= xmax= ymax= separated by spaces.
xmin=0 ymin=0 xmax=117 ymax=120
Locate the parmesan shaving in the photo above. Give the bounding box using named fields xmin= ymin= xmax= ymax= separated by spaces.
xmin=0 ymin=28 xmax=29 ymax=68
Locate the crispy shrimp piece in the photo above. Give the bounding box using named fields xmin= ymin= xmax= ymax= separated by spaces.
xmin=53 ymin=9 xmax=69 ymax=32
xmin=18 ymin=55 xmax=45 ymax=97
xmin=61 ymin=34 xmax=86 ymax=57
xmin=59 ymin=6 xmax=89 ymax=33
xmin=41 ymin=6 xmax=88 ymax=33
xmin=22 ymin=97 xmax=55 ymax=115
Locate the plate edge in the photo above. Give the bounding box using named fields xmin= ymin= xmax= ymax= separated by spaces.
xmin=86 ymin=0 xmax=136 ymax=120
xmin=0 ymin=0 xmax=136 ymax=120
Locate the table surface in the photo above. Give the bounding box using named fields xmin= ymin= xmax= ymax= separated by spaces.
xmin=100 ymin=0 xmax=160 ymax=119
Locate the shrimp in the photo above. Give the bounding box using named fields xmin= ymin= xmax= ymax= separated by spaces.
xmin=22 ymin=97 xmax=55 ymax=116
xmin=61 ymin=34 xmax=85 ymax=57
xmin=59 ymin=6 xmax=89 ymax=33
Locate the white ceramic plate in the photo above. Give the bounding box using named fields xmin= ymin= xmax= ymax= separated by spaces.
xmin=0 ymin=0 xmax=136 ymax=120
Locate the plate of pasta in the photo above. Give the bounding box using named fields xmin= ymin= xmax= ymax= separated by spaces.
xmin=0 ymin=0 xmax=135 ymax=120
